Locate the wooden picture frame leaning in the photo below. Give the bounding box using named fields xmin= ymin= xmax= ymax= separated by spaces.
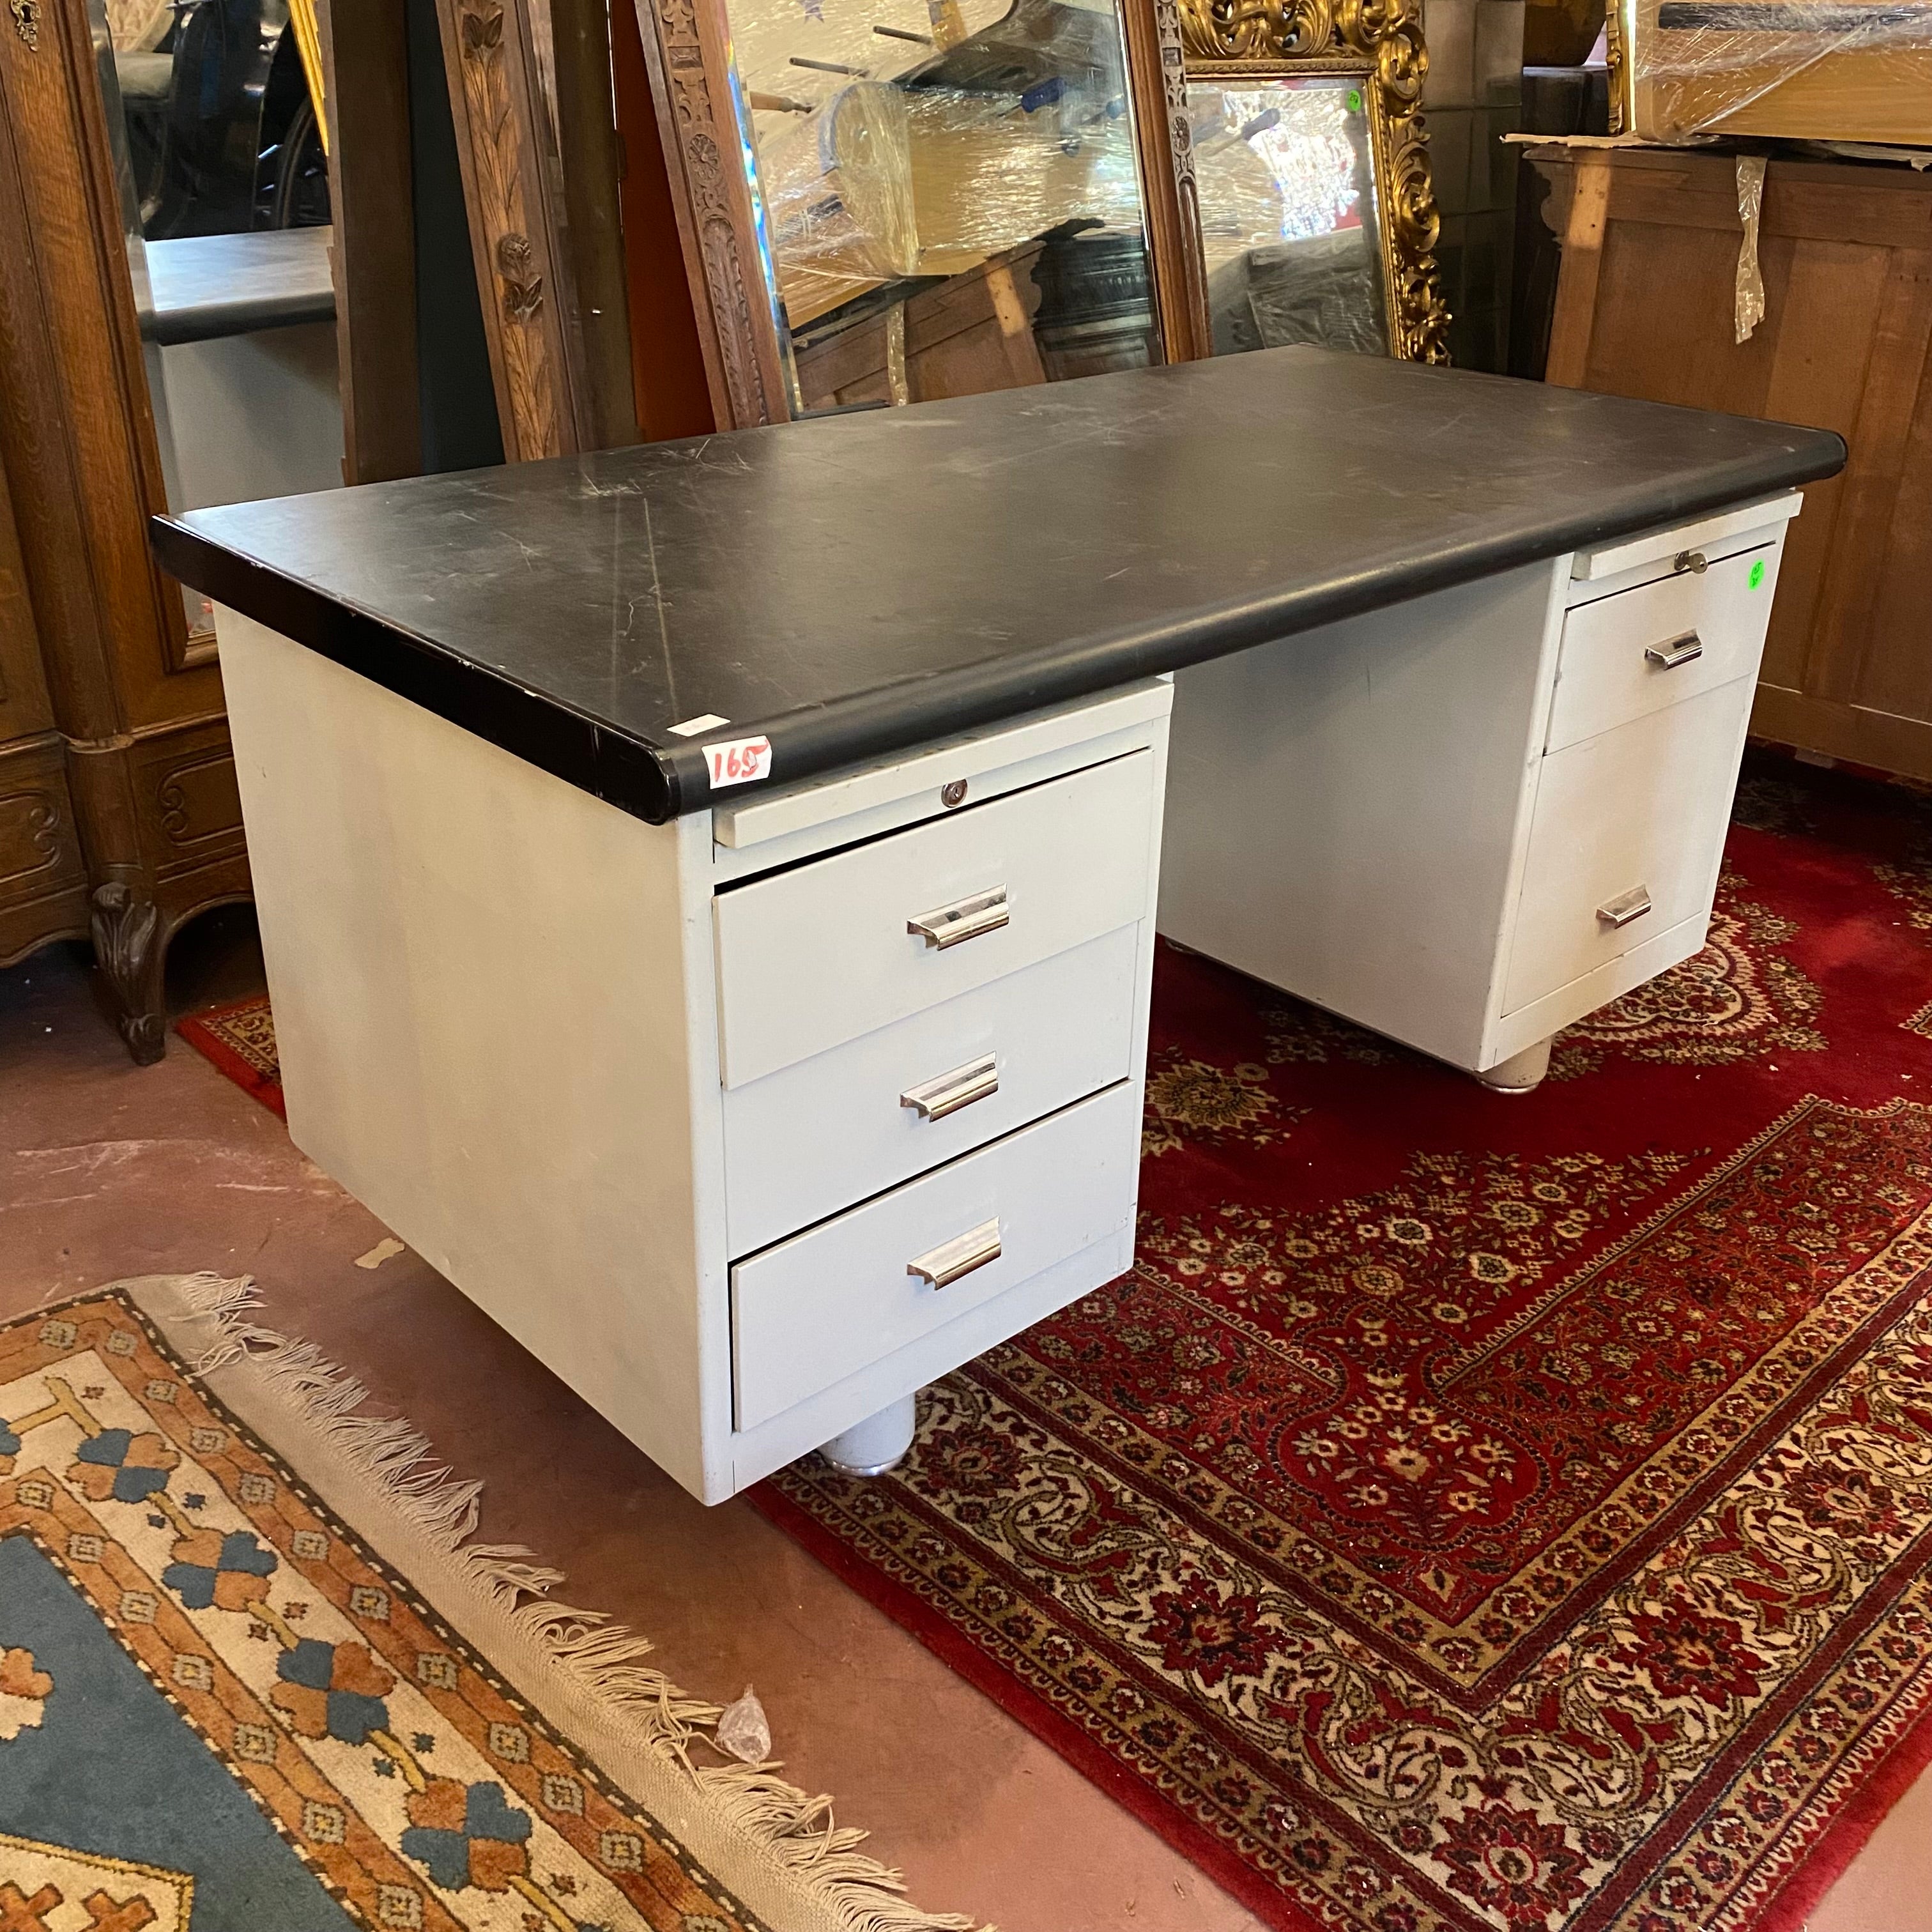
xmin=1170 ymin=0 xmax=1449 ymax=363
xmin=434 ymin=0 xmax=594 ymax=458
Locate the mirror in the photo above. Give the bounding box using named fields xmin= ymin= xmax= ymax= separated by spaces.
xmin=1172 ymin=0 xmax=1448 ymax=364
xmin=1188 ymin=71 xmax=1388 ymax=358
xmin=104 ymin=0 xmax=328 ymax=240
xmin=717 ymin=0 xmax=1166 ymax=411
xmin=89 ymin=0 xmax=343 ymax=643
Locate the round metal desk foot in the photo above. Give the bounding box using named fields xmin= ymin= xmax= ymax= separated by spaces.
xmin=818 ymin=1393 xmax=918 ymax=1477
xmin=1476 ymin=1037 xmax=1552 ymax=1094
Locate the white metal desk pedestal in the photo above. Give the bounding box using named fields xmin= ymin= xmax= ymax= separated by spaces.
xmin=1159 ymin=494 xmax=1802 ymax=1088
xmin=217 ymin=606 xmax=1170 ymax=1505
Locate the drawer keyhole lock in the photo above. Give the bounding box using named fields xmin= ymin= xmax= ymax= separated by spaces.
xmin=941 ymin=779 xmax=969 ymax=809
xmin=1673 ymin=549 xmax=1708 ymax=576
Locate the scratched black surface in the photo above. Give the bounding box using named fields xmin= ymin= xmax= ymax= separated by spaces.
xmin=151 ymin=348 xmax=1844 ymax=822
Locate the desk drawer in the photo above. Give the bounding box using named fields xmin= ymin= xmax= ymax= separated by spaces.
xmin=1503 ymin=678 xmax=1754 ymax=1016
xmin=714 ymin=749 xmax=1155 ymax=1089
xmin=731 ymin=1080 xmax=1138 ymax=1432
xmin=1547 ymin=542 xmax=1779 ymax=755
xmin=724 ymin=926 xmax=1138 ymax=1255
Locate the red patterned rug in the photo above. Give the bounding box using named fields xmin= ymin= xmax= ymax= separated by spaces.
xmin=752 ymin=751 xmax=1932 ymax=1932
xmin=178 ymin=993 xmax=284 ymax=1118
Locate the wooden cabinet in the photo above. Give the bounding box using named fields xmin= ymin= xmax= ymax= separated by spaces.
xmin=1528 ymin=144 xmax=1932 ymax=782
xmin=0 ymin=0 xmax=250 ymax=1056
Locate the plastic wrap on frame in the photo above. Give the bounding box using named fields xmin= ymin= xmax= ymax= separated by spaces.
xmin=1615 ymin=0 xmax=1932 ymax=144
xmin=760 ymin=84 xmax=921 ymax=317
xmin=758 ymin=79 xmax=1146 ymax=321
xmin=899 ymin=89 xmax=1144 ymax=264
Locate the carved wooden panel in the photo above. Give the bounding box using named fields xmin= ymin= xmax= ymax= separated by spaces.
xmin=0 ymin=734 xmax=88 ymax=965
xmin=434 ymin=0 xmax=587 ymax=460
xmin=130 ymin=720 xmax=247 ymax=885
xmin=629 ymin=0 xmax=788 ymax=427
xmin=0 ymin=736 xmax=83 ymax=901
xmin=1121 ymin=0 xmax=1210 ymax=364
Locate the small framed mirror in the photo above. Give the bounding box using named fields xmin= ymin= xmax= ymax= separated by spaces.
xmin=1172 ymin=0 xmax=1448 ymax=364
xmin=1188 ymin=66 xmax=1388 ymax=356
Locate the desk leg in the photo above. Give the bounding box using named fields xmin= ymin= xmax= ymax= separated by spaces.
xmin=818 ymin=1393 xmax=918 ymax=1477
xmin=1476 ymin=1036 xmax=1552 ymax=1094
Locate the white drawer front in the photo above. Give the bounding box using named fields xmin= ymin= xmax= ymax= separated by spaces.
xmin=724 ymin=926 xmax=1138 ymax=1255
xmin=730 ymin=1080 xmax=1139 ymax=1433
xmin=714 ymin=749 xmax=1156 ymax=1089
xmin=1547 ymin=541 xmax=1780 ymax=755
xmin=1503 ymin=678 xmax=1754 ymax=1016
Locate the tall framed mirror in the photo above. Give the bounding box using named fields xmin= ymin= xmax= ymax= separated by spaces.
xmin=687 ymin=0 xmax=1172 ymax=415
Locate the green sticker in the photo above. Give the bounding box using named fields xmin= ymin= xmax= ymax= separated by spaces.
xmin=1749 ymin=557 xmax=1767 ymax=589
xmin=1347 ymin=88 xmax=1363 ymax=112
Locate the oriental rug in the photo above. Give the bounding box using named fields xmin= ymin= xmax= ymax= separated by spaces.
xmin=753 ymin=752 xmax=1932 ymax=1932
xmin=177 ymin=995 xmax=284 ymax=1119
xmin=0 ymin=1280 xmax=970 ymax=1932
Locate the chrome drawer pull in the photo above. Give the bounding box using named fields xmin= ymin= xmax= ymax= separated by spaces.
xmin=1597 ymin=885 xmax=1653 ymax=929
xmin=908 ymin=1218 xmax=1002 ymax=1289
xmin=908 ymin=887 xmax=1008 ymax=950
xmin=1644 ymin=632 xmax=1704 ymax=671
xmin=901 ymin=1054 xmax=999 ymax=1121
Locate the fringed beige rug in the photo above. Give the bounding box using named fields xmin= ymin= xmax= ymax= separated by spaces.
xmin=0 ymin=1276 xmax=975 ymax=1932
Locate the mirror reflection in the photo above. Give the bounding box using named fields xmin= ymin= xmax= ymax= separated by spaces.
xmin=1188 ymin=72 xmax=1388 ymax=358
xmin=107 ymin=0 xmax=329 ymax=238
xmin=91 ymin=0 xmax=344 ymax=632
xmin=723 ymin=0 xmax=1164 ymax=411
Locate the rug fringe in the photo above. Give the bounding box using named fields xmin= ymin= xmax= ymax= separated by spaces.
xmin=134 ymin=1273 xmax=983 ymax=1932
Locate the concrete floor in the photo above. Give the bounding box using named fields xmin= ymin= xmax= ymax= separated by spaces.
xmin=2 ymin=916 xmax=1927 ymax=1932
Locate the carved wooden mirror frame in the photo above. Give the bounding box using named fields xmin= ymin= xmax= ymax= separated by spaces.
xmin=436 ymin=0 xmax=602 ymax=459
xmin=1165 ymin=0 xmax=1449 ymax=363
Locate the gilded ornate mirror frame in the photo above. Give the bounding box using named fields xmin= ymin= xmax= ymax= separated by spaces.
xmin=1153 ymin=0 xmax=1449 ymax=362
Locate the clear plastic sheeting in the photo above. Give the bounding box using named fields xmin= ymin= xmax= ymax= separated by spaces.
xmin=1615 ymin=0 xmax=1932 ymax=144
xmin=1734 ymin=152 xmax=1767 ymax=342
xmin=1190 ymin=77 xmax=1390 ymax=358
xmin=761 ymin=84 xmax=921 ymax=319
xmin=759 ymin=79 xmax=1146 ymax=320
xmin=900 ymin=86 xmax=1146 ymax=270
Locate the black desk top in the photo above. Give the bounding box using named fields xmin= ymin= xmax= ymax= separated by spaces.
xmin=151 ymin=349 xmax=1844 ymax=822
xmin=138 ymin=229 xmax=337 ymax=346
